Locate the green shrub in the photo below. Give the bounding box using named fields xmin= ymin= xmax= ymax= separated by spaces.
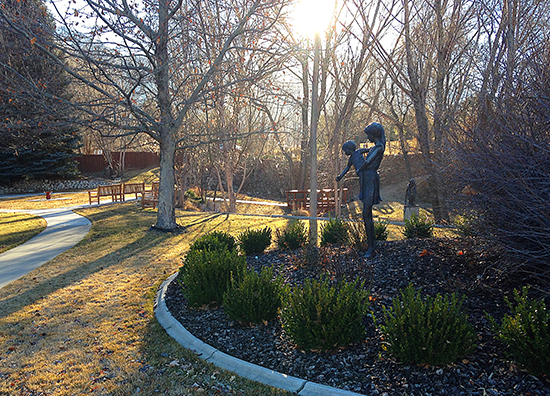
xmin=347 ymin=219 xmax=388 ymax=250
xmin=453 ymin=214 xmax=478 ymax=237
xmin=179 ymin=248 xmax=246 ymax=308
xmin=489 ymin=287 xmax=550 ymax=377
xmin=375 ymin=220 xmax=390 ymax=241
xmin=276 ymin=219 xmax=308 ymax=250
xmin=402 ymin=214 xmax=434 ymax=239
xmin=184 ymin=189 xmax=206 ymax=204
xmin=280 ymin=277 xmax=369 ymax=351
xmin=320 ymin=217 xmax=349 ymax=247
xmin=223 ymin=266 xmax=283 ymax=324
xmin=184 ymin=189 xmax=199 ymax=200
xmin=377 ymin=284 xmax=476 ymax=366
xmin=347 ymin=220 xmax=366 ymax=250
xmin=238 ymin=227 xmax=272 ymax=256
xmin=189 ymin=231 xmax=236 ymax=253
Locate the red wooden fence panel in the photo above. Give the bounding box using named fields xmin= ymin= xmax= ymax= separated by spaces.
xmin=77 ymin=152 xmax=160 ymax=173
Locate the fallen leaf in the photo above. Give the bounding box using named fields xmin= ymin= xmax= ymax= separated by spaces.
xmin=419 ymin=249 xmax=433 ymax=257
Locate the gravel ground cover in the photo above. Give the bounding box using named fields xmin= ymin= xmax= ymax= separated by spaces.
xmin=165 ymin=237 xmax=550 ymax=396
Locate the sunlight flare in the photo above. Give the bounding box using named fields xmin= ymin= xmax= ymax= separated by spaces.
xmin=291 ymin=0 xmax=336 ymax=39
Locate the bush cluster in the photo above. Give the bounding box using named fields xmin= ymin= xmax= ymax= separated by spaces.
xmin=375 ymin=220 xmax=390 ymax=241
xmin=238 ymin=227 xmax=272 ymax=256
xmin=489 ymin=287 xmax=550 ymax=377
xmin=276 ymin=219 xmax=308 ymax=250
xmin=189 ymin=230 xmax=236 ymax=253
xmin=347 ymin=219 xmax=389 ymax=250
xmin=180 ymin=229 xmax=539 ymax=371
xmin=377 ymin=284 xmax=476 ymax=366
xmin=453 ymin=214 xmax=478 ymax=237
xmin=184 ymin=188 xmax=205 ymax=204
xmin=181 ymin=231 xmax=282 ymax=323
xmin=280 ymin=277 xmax=369 ymax=351
xmin=320 ymin=217 xmax=349 ymax=247
xmin=402 ymin=214 xmax=434 ymax=239
xmin=179 ymin=247 xmax=246 ymax=308
xmin=347 ymin=220 xmax=366 ymax=250
xmin=223 ymin=266 xmax=284 ymax=324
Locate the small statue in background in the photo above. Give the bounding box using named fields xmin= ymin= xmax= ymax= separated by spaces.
xmin=403 ymin=179 xmax=419 ymax=221
xmin=405 ymin=179 xmax=417 ymax=207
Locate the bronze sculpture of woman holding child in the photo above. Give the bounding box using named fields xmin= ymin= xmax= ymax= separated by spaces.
xmin=336 ymin=122 xmax=385 ymax=258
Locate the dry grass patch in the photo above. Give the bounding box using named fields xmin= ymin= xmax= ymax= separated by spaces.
xmin=209 ymin=201 xmax=287 ymax=216
xmin=0 ymin=192 xmax=90 ymax=210
xmin=122 ymin=167 xmax=161 ymax=184
xmin=0 ymin=212 xmax=47 ymax=254
xmin=0 ymin=203 xmax=290 ymax=395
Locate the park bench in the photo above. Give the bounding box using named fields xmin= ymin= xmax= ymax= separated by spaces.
xmin=121 ymin=182 xmax=145 ymax=201
xmin=88 ymin=184 xmax=123 ymax=205
xmin=286 ymin=188 xmax=348 ymax=215
xmin=141 ymin=182 xmax=159 ymax=209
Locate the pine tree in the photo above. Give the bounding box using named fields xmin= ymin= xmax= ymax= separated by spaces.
xmin=0 ymin=0 xmax=80 ymax=183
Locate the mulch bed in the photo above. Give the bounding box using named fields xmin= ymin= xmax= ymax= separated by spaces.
xmin=165 ymin=237 xmax=550 ymax=396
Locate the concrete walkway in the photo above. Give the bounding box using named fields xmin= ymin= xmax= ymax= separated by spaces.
xmin=0 ymin=208 xmax=91 ymax=289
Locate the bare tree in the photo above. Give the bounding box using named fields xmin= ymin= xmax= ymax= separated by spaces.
xmin=452 ymin=37 xmax=550 ymax=279
xmin=0 ymin=0 xmax=286 ymax=230
xmin=362 ymin=0 xmax=479 ymax=223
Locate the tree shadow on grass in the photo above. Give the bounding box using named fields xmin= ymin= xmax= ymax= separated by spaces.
xmin=124 ymin=280 xmax=291 ymax=396
xmin=0 ymin=225 xmax=169 ymax=320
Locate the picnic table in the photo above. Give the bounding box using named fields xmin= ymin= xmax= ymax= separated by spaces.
xmin=286 ymin=188 xmax=348 ymax=214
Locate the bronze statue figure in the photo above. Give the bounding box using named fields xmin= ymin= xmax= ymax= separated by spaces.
xmin=405 ymin=179 xmax=417 ymax=207
xmin=336 ymin=122 xmax=385 ymax=258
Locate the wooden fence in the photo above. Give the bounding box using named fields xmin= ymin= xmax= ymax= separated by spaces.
xmin=77 ymin=152 xmax=160 ymax=173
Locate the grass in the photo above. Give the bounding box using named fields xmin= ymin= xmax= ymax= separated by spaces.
xmin=0 ymin=203 xmax=292 ymax=395
xmin=0 ymin=192 xmax=91 ymax=210
xmin=122 ymin=166 xmax=160 ymax=184
xmin=0 ymin=212 xmax=47 ymax=254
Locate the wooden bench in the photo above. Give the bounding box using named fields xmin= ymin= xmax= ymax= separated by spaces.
xmin=141 ymin=182 xmax=159 ymax=209
xmin=121 ymin=182 xmax=145 ymax=201
xmin=286 ymin=188 xmax=348 ymax=214
xmin=88 ymin=184 xmax=123 ymax=205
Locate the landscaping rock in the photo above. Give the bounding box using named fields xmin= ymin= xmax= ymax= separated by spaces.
xmin=166 ymin=238 xmax=550 ymax=396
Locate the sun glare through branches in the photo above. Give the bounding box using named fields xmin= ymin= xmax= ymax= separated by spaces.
xmin=291 ymin=0 xmax=336 ymax=39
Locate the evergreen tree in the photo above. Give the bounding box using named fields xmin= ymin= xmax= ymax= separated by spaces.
xmin=0 ymin=0 xmax=80 ymax=183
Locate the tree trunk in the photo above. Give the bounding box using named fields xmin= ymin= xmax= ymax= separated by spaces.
xmin=397 ymin=123 xmax=413 ymax=181
xmin=309 ymin=33 xmax=321 ymax=247
xmin=403 ymin=0 xmax=447 ymax=223
xmin=156 ymin=134 xmax=178 ymax=230
xmin=299 ymin=55 xmax=310 ymax=191
xmin=153 ymin=0 xmax=178 ymax=230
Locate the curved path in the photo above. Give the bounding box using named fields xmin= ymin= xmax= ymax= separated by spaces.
xmin=0 ymin=207 xmax=91 ymax=289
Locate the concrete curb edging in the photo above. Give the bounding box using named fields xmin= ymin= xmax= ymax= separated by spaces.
xmin=154 ymin=273 xmax=367 ymax=396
